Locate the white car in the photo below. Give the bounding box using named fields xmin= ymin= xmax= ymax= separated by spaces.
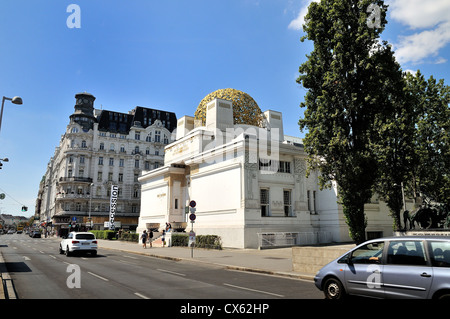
xmin=60 ymin=232 xmax=98 ymax=256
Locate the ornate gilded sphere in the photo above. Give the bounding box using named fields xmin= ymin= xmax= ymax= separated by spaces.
xmin=195 ymin=88 xmax=263 ymax=127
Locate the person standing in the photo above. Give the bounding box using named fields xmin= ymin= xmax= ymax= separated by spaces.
xmin=141 ymin=230 xmax=148 ymax=249
xmin=148 ymin=229 xmax=153 ymax=248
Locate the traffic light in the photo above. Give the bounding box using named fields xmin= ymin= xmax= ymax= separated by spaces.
xmin=21 ymin=206 xmax=28 ymax=212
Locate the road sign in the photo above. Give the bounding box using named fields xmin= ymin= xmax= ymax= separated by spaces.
xmin=189 ymin=213 xmax=196 ymax=221
xmin=189 ymin=231 xmax=196 ymax=247
xmin=189 ymin=200 xmax=196 ymax=208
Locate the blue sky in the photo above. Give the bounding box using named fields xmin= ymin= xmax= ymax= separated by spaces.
xmin=0 ymin=0 xmax=448 ymax=218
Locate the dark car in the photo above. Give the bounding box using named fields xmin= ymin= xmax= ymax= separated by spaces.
xmin=30 ymin=231 xmax=41 ymax=238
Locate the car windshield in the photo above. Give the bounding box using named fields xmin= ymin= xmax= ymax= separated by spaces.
xmin=75 ymin=233 xmax=95 ymax=240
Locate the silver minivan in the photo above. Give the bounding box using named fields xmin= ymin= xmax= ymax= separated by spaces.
xmin=314 ymin=236 xmax=450 ymax=299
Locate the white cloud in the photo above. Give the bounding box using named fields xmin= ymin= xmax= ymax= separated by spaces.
xmin=287 ymin=0 xmax=450 ymax=66
xmin=394 ymin=21 xmax=450 ymax=64
xmin=287 ymin=0 xmax=318 ymax=31
xmin=387 ymin=0 xmax=450 ymax=65
xmin=388 ymin=0 xmax=450 ymax=29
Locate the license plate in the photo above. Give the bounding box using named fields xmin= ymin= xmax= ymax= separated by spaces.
xmin=82 ymin=242 xmax=90 ymax=245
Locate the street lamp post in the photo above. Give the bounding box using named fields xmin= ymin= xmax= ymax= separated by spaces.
xmin=0 ymin=157 xmax=9 ymax=170
xmin=0 ymin=96 xmax=23 ymax=133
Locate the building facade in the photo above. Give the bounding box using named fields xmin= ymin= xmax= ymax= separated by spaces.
xmin=37 ymin=92 xmax=176 ymax=236
xmin=137 ymin=89 xmax=414 ymax=249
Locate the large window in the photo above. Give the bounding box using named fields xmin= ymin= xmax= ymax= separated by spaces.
xmin=284 ymin=190 xmax=292 ymax=217
xmin=260 ymin=189 xmax=270 ymax=217
xmin=278 ymin=161 xmax=291 ymax=173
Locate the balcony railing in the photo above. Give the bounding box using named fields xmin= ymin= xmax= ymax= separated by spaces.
xmin=59 ymin=177 xmax=93 ymax=183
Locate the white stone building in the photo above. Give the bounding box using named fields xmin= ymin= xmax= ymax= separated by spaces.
xmin=137 ymin=89 xmax=414 ymax=248
xmin=38 ymin=92 xmax=176 ymax=236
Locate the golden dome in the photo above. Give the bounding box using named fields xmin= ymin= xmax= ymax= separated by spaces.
xmin=194 ymin=88 xmax=263 ymax=127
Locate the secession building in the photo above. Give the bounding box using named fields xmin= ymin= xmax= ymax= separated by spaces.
xmin=137 ymin=89 xmax=414 ymax=249
xmin=37 ymin=92 xmax=176 ymax=236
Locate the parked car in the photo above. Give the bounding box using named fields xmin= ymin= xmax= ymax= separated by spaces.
xmin=60 ymin=232 xmax=97 ymax=256
xmin=30 ymin=231 xmax=41 ymax=238
xmin=314 ymin=236 xmax=450 ymax=299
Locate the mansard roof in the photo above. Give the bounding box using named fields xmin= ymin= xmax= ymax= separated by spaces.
xmin=96 ymin=106 xmax=177 ymax=134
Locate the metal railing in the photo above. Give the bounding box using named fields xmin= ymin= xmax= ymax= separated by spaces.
xmin=257 ymin=231 xmax=333 ymax=249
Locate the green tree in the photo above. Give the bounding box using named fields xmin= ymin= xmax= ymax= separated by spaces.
xmin=408 ymin=72 xmax=450 ymax=208
xmin=297 ymin=0 xmax=403 ymax=243
xmin=372 ymin=71 xmax=416 ymax=231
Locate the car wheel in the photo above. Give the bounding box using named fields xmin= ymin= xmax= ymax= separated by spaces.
xmin=91 ymin=250 xmax=97 ymax=257
xmin=65 ymin=246 xmax=71 ymax=257
xmin=436 ymin=292 xmax=450 ymax=300
xmin=59 ymin=245 xmax=64 ymax=254
xmin=323 ymin=278 xmax=345 ymax=299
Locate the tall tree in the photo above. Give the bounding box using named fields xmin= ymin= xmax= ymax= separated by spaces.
xmin=408 ymin=72 xmax=450 ymax=208
xmin=297 ymin=0 xmax=404 ymax=243
xmin=373 ymin=71 xmax=415 ymax=231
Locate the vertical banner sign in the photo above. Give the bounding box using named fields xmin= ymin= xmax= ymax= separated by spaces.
xmin=109 ymin=185 xmax=118 ymax=230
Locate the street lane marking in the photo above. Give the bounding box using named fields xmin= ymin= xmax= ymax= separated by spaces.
xmin=134 ymin=292 xmax=150 ymax=299
xmin=39 ymin=251 xmax=45 ymax=254
xmin=223 ymin=283 xmax=285 ymax=298
xmin=88 ymin=272 xmax=109 ymax=281
xmin=118 ymin=259 xmax=136 ymax=265
xmin=49 ymin=255 xmax=57 ymax=259
xmin=123 ymin=255 xmax=138 ymax=259
xmin=157 ymin=269 xmax=186 ymax=277
xmin=23 ymin=256 xmax=31 ymax=261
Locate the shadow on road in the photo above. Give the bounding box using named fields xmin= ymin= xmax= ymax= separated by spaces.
xmin=2 ymin=262 xmax=32 ymax=273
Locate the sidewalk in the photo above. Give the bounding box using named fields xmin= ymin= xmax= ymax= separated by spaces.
xmin=97 ymin=239 xmax=316 ymax=281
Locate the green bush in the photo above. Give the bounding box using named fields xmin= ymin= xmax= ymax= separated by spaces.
xmin=197 ymin=235 xmax=222 ymax=250
xmin=90 ymin=230 xmax=116 ymax=240
xmin=119 ymin=232 xmax=139 ymax=242
xmin=171 ymin=233 xmax=222 ymax=250
xmin=171 ymin=233 xmax=189 ymax=246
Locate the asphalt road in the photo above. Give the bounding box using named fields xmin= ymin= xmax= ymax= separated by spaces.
xmin=1 ymin=233 xmax=322 ymax=300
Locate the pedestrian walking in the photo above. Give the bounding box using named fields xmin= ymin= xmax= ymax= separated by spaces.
xmin=141 ymin=230 xmax=148 ymax=249
xmin=148 ymin=229 xmax=153 ymax=247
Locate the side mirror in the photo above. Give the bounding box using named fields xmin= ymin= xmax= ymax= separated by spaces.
xmin=62 ymin=236 xmax=67 ymax=239
xmin=338 ymin=253 xmax=351 ymax=264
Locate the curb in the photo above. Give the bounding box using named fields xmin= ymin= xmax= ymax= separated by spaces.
xmin=0 ymin=251 xmax=17 ymax=299
xmin=99 ymin=245 xmax=315 ymax=282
